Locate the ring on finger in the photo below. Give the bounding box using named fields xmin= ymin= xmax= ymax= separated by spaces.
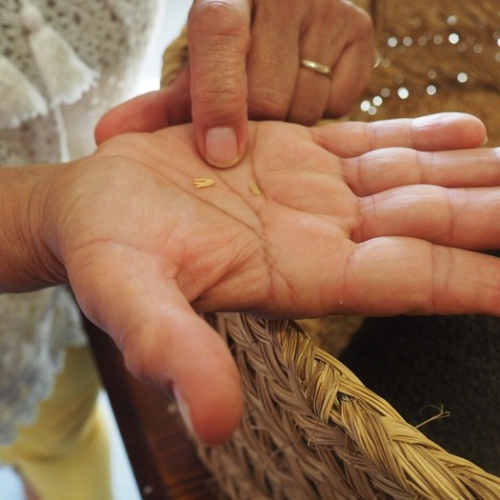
xmin=300 ymin=59 xmax=332 ymax=77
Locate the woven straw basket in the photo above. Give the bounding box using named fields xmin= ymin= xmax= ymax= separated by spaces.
xmin=161 ymin=2 xmax=500 ymax=498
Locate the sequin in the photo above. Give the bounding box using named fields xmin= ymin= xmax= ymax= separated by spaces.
xmin=353 ymin=2 xmax=500 ymax=122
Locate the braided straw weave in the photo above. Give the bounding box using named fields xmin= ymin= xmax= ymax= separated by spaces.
xmin=198 ymin=313 xmax=500 ymax=500
xmin=161 ymin=2 xmax=500 ymax=498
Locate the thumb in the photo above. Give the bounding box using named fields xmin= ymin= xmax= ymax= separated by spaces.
xmin=188 ymin=0 xmax=251 ymax=168
xmin=74 ymin=260 xmax=242 ymax=445
xmin=127 ymin=299 xmax=243 ymax=445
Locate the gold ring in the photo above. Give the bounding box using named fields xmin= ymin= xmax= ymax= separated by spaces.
xmin=300 ymin=59 xmax=332 ymax=77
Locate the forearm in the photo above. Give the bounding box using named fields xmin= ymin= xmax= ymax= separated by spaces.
xmin=0 ymin=164 xmax=65 ymax=293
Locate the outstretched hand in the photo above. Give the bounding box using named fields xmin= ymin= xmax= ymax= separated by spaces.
xmin=96 ymin=0 xmax=375 ymax=167
xmin=38 ymin=113 xmax=500 ymax=443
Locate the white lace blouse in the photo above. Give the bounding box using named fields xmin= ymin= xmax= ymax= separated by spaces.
xmin=0 ymin=0 xmax=161 ymax=446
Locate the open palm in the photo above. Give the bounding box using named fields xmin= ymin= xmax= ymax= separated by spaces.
xmin=47 ymin=114 xmax=500 ymax=443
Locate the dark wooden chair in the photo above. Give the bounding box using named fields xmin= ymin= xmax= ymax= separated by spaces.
xmin=84 ymin=318 xmax=218 ymax=500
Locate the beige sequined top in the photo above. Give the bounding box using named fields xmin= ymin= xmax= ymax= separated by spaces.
xmin=0 ymin=0 xmax=161 ymax=446
xmin=351 ymin=0 xmax=500 ymax=146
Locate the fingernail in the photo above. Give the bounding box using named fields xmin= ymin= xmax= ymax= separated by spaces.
xmin=482 ymin=136 xmax=489 ymax=146
xmin=173 ymin=384 xmax=194 ymax=435
xmin=205 ymin=127 xmax=240 ymax=168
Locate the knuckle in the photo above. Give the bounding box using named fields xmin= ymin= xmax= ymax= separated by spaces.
xmin=189 ymin=1 xmax=249 ymax=48
xmin=313 ymin=0 xmax=339 ymax=22
xmin=193 ymin=79 xmax=247 ymax=121
xmin=322 ymin=1 xmax=373 ymax=41
xmin=347 ymin=7 xmax=375 ymax=40
xmin=359 ymin=12 xmax=375 ymax=38
xmin=265 ymin=0 xmax=306 ymax=23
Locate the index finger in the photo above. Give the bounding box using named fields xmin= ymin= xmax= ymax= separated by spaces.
xmin=312 ymin=113 xmax=487 ymax=157
xmin=188 ymin=0 xmax=251 ymax=168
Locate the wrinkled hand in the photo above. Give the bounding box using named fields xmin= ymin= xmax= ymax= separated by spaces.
xmin=47 ymin=114 xmax=500 ymax=443
xmin=96 ymin=0 xmax=375 ymax=167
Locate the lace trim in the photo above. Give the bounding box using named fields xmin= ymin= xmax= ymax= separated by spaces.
xmin=0 ymin=288 xmax=86 ymax=446
xmin=0 ymin=0 xmax=98 ymax=129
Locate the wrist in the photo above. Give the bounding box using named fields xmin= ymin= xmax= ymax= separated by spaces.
xmin=0 ymin=163 xmax=67 ymax=292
